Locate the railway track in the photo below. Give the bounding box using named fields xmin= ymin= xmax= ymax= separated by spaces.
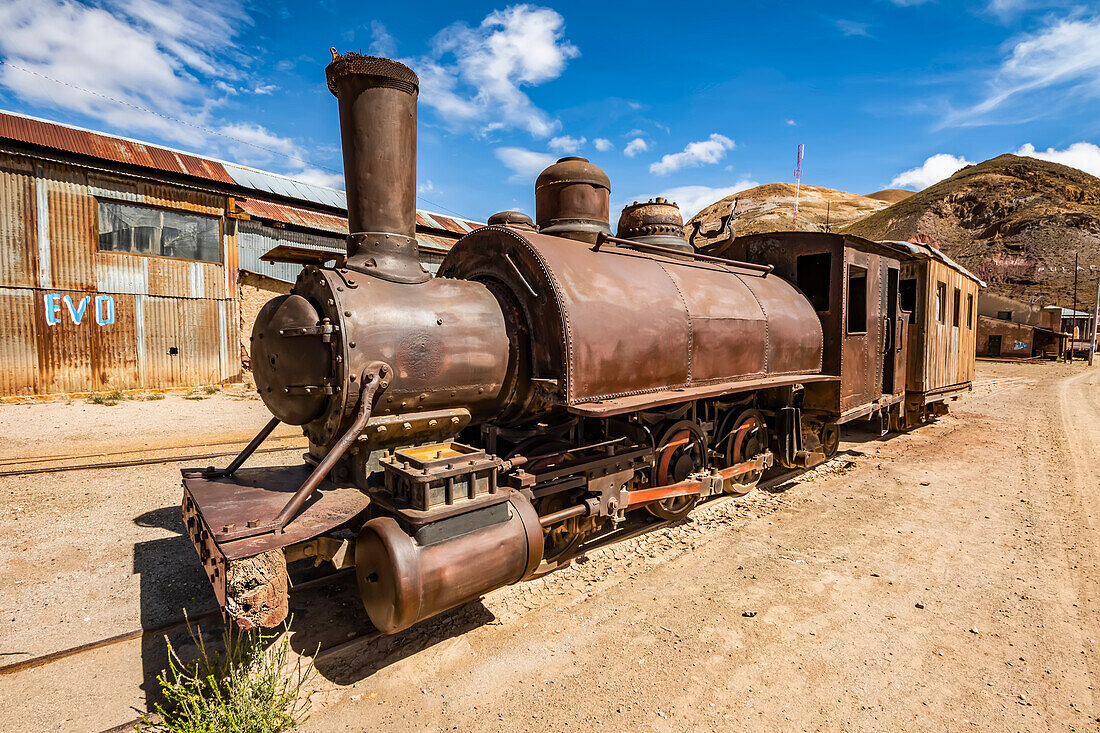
xmin=0 ymin=437 xmax=306 ymax=477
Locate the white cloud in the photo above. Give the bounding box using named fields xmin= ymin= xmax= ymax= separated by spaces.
xmin=418 ymin=180 xmax=436 ymax=194
xmin=944 ymin=16 xmax=1100 ymax=127
xmin=548 ymin=135 xmax=585 ymax=154
xmin=0 ymin=0 xmax=348 ymax=188
xmin=785 ymin=119 xmax=797 ymax=126
xmin=836 ymin=19 xmax=870 ymax=37
xmin=0 ymin=0 xmax=249 ymax=146
xmin=620 ymin=180 xmax=760 ymax=221
xmin=649 ymin=134 xmax=735 ymax=176
xmin=369 ymin=19 xmax=397 ymax=57
xmin=1015 ymin=142 xmax=1100 ymax=177
xmin=624 ymin=137 xmax=649 ymax=157
xmin=292 ymin=167 xmax=346 ymax=189
xmin=593 ymin=137 xmax=613 ymax=152
xmin=410 ymin=5 xmax=578 ymax=138
xmin=890 ymin=153 xmax=973 ymax=190
xmin=496 ymin=146 xmax=557 ymax=182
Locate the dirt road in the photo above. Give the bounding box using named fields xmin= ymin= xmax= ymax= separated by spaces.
xmin=1 ymin=361 xmax=1097 ymax=731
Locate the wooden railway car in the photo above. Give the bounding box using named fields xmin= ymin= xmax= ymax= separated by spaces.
xmin=884 ymin=241 xmax=983 ymax=427
xmin=703 ymin=232 xmax=909 ymax=443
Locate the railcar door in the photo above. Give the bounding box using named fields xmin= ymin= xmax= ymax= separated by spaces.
xmin=882 ymin=266 xmax=906 ymax=396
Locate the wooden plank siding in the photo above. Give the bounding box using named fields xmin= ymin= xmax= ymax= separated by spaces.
xmin=901 ymin=256 xmax=980 ymax=401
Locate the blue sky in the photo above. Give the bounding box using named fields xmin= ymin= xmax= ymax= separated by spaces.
xmin=1 ymin=0 xmax=1098 ymax=221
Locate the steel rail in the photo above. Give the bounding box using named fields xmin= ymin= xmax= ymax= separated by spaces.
xmin=0 ymin=444 xmax=304 ymax=478
xmin=0 ymin=568 xmax=353 ymax=677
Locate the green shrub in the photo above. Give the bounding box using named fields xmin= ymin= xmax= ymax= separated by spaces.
xmin=204 ymin=385 xmax=220 ymax=395
xmin=139 ymin=619 xmax=314 ymax=733
xmin=147 ymin=393 xmax=166 ymax=401
xmin=87 ymin=393 xmax=118 ymax=406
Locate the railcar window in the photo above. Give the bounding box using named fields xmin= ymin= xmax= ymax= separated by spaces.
xmin=98 ymin=200 xmax=222 ymax=263
xmin=997 ymin=310 xmax=1011 ymax=321
xmin=935 ymin=282 xmax=947 ymax=323
xmin=968 ymin=295 xmax=975 ymax=328
xmin=953 ymin=287 xmax=961 ymax=327
xmin=846 ymin=265 xmax=868 ymax=334
xmin=796 ymin=252 xmax=832 ymax=311
xmin=900 ymin=277 xmax=917 ymax=323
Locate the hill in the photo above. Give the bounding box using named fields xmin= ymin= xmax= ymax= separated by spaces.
xmin=842 ymin=154 xmax=1100 ymax=306
xmin=687 ymin=183 xmax=890 ymax=237
xmin=865 ymin=189 xmax=915 ymax=204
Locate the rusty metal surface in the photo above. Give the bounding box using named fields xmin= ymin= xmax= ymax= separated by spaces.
xmin=439 ymin=226 xmax=823 ymax=412
xmin=326 ymin=52 xmax=424 ymax=282
xmin=535 ymin=156 xmax=612 ymax=243
xmin=181 ymin=464 xmax=370 ymax=561
xmin=0 ymin=158 xmax=38 ymax=288
xmin=722 ymin=232 xmax=910 ymax=423
xmin=251 ymin=264 xmax=510 ymax=447
xmin=354 ymin=493 xmax=543 ymax=633
xmin=616 ymin=197 xmax=691 ymax=252
xmin=0 ymin=110 xmax=237 ymax=185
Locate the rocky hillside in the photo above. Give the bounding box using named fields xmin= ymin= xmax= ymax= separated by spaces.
xmin=687 ymin=183 xmax=890 ymax=237
xmin=842 ymin=155 xmax=1100 ymax=306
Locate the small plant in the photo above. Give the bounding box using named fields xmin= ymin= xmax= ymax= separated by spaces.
xmin=183 ymin=391 xmax=207 ymax=401
xmin=203 ymin=385 xmax=220 ymax=395
xmin=147 ymin=393 xmax=166 ymax=401
xmin=87 ymin=392 xmax=119 ymax=406
xmin=139 ymin=617 xmax=315 ymax=733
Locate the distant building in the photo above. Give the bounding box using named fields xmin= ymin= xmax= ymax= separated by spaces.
xmin=1044 ymin=306 xmax=1096 ymax=357
xmin=975 ymin=293 xmax=1067 ymax=358
xmin=0 ymin=110 xmax=480 ymax=396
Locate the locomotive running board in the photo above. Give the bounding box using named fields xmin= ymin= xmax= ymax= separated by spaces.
xmin=567 ymin=374 xmax=839 ymax=418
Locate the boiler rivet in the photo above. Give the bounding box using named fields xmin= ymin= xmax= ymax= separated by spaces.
xmin=344 ymin=311 xmax=351 ymax=317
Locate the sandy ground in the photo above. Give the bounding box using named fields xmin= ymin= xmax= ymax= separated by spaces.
xmin=0 ymin=361 xmax=1097 ymax=731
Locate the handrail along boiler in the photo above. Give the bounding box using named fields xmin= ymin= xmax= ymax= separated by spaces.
xmin=179 ymin=52 xmax=957 ymax=633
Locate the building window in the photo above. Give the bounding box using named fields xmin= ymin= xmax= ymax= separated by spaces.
xmin=967 ymin=294 xmax=974 ymax=328
xmin=953 ymin=287 xmax=961 ymax=327
xmin=846 ymin=265 xmax=868 ymax=334
xmin=98 ymin=200 xmax=221 ymax=263
xmin=997 ymin=311 xmax=1012 ymax=321
xmin=935 ymin=281 xmax=946 ymax=323
xmin=796 ymin=252 xmax=832 ymax=312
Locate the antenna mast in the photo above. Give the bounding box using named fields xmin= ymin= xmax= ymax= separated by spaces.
xmin=792 ymin=143 xmax=804 ymax=230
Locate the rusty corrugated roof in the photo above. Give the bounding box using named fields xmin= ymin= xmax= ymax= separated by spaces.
xmin=0 ymin=110 xmax=482 ymax=236
xmin=236 ymin=198 xmax=348 ymax=235
xmin=0 ymin=111 xmax=236 ymax=185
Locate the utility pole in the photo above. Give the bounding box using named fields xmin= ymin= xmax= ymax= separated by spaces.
xmin=1071 ymin=252 xmax=1079 ymax=361
xmin=1090 ymin=275 xmax=1099 ymax=366
xmin=792 ymin=144 xmax=804 ymax=231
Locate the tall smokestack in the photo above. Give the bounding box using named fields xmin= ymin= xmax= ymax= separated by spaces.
xmin=325 ymin=50 xmax=427 ymax=283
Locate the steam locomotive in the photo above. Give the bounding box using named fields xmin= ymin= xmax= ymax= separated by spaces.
xmin=181 ymin=53 xmax=980 ymax=633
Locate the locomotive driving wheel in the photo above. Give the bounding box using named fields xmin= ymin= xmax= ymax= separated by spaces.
xmin=507 ymin=438 xmax=586 ymax=565
xmin=721 ymin=409 xmax=768 ymax=496
xmin=647 ymin=421 xmax=706 ymax=521
xmin=819 ymin=422 xmax=840 ymax=459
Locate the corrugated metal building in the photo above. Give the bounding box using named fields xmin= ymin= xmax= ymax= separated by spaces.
xmin=0 ymin=110 xmax=480 ymax=396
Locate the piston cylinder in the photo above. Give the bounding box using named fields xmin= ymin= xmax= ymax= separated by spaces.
xmin=355 ymin=495 xmax=545 ymax=633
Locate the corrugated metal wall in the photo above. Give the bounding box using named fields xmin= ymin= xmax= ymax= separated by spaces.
xmin=237 ymin=220 xmax=344 ymax=283
xmin=0 ymin=154 xmax=239 ymax=395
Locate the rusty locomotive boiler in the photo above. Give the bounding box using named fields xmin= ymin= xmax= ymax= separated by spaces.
xmin=181 ymin=52 xmax=975 ymax=634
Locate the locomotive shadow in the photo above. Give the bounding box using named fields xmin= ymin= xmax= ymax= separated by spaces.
xmin=132 ymin=505 xmax=222 ymax=708
xmin=289 ymin=593 xmax=495 ymax=685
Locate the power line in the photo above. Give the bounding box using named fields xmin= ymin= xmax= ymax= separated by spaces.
xmin=0 ymin=59 xmax=470 ymax=219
